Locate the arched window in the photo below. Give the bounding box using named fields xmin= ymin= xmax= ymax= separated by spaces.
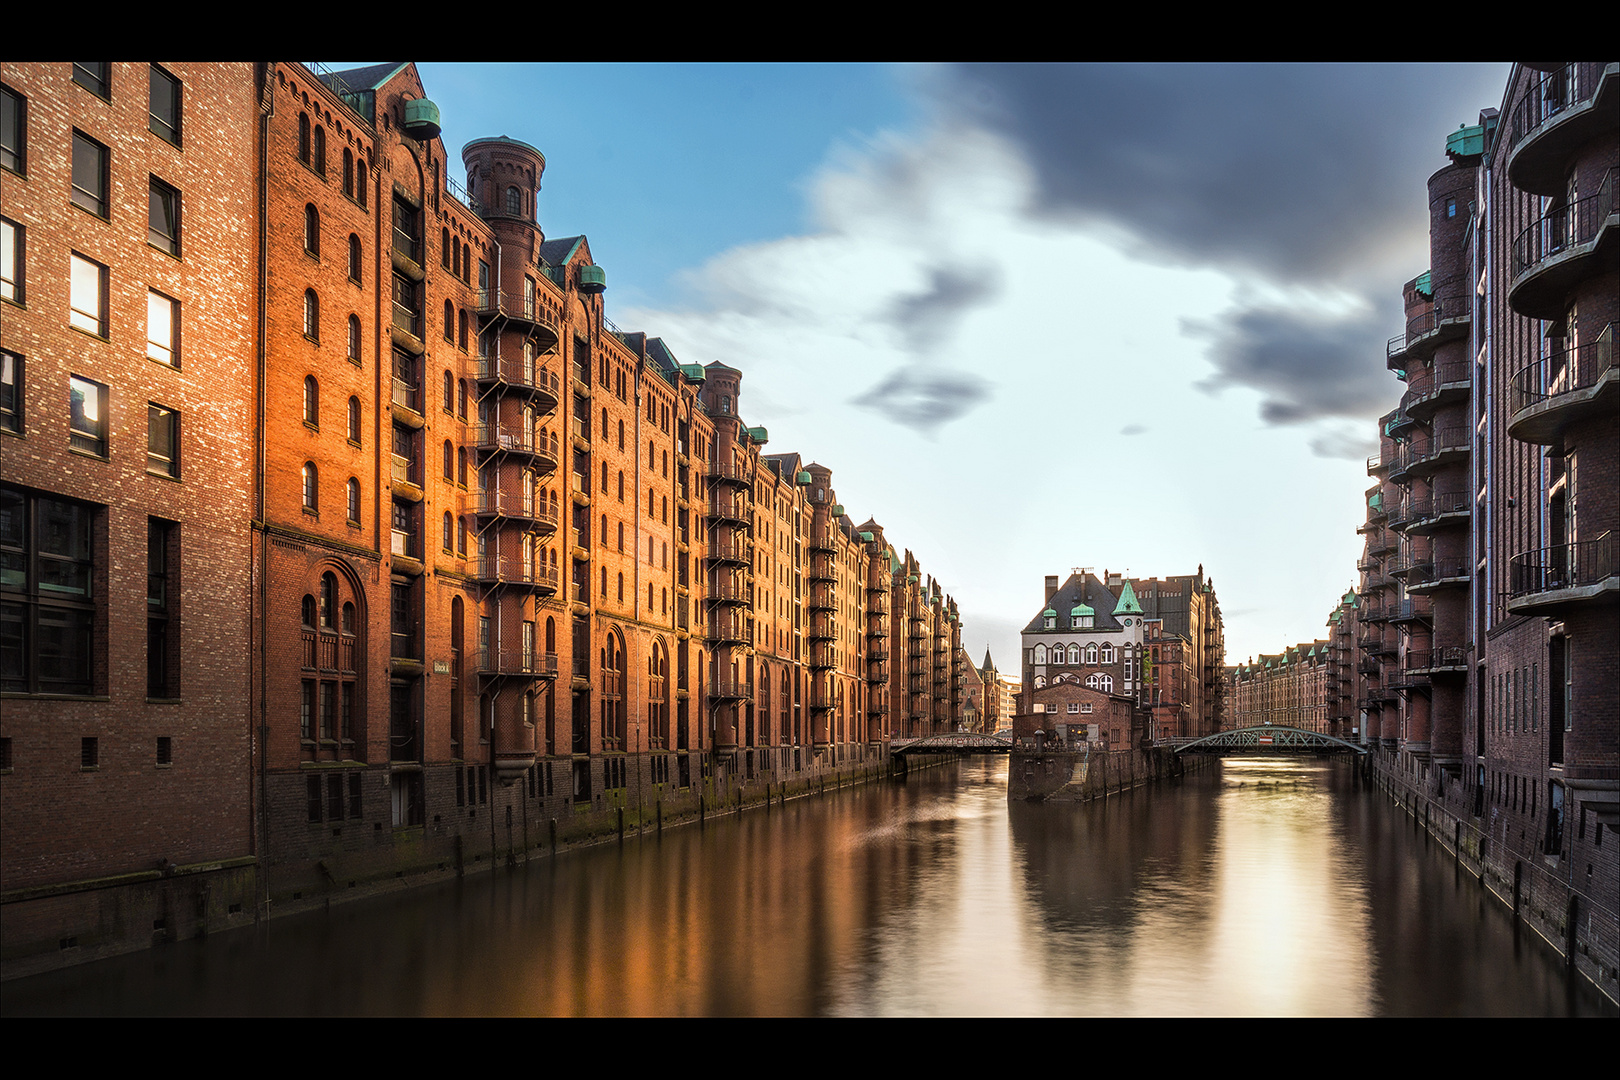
xmin=341 ymin=601 xmax=355 ymax=635
xmin=297 ymin=113 xmax=311 ymax=163
xmin=457 ymin=517 xmax=467 ymax=557
xmin=452 ymin=238 xmax=461 ymax=277
xmin=600 ymin=567 xmax=607 ymax=598
xmin=617 ymin=471 xmax=624 ymax=502
xmin=1068 ymin=644 xmax=1081 ymax=665
xmin=301 ymin=594 xmax=316 ymax=626
xmin=343 ymin=148 xmax=355 ymax=198
xmin=348 ymin=234 xmax=361 ymax=282
xmin=354 ymin=151 xmax=367 ymax=207
xmin=443 ymin=300 xmax=454 ymax=342
xmin=304 ymin=204 xmax=320 ymax=255
xmin=302 ymin=462 xmax=318 ymax=510
xmin=442 ymin=370 xmax=454 ymax=412
xmin=1100 ymin=643 xmax=1116 ymax=665
xmin=320 ymin=573 xmax=336 ymax=628
xmin=457 ymin=379 xmax=468 ymax=418
xmin=1033 ymin=644 xmax=1047 ymax=665
xmin=312 ymin=125 xmax=325 ymax=175
xmin=442 ymin=511 xmax=453 ymax=552
xmin=1086 ymin=644 xmax=1098 ymax=665
xmin=618 ymin=419 xmax=625 ymax=450
xmin=458 ymin=310 xmax=468 ymax=350
xmin=505 ymin=185 xmax=521 ymax=216
xmin=303 ymin=375 xmax=318 ymax=426
xmin=1034 ymin=675 xmax=1046 ymax=689
xmin=600 ymin=514 xmax=608 ymax=547
xmin=617 ymin=573 xmax=624 ymax=602
xmin=457 ymin=447 xmax=467 ymax=487
xmin=304 ymin=290 xmax=320 ymax=341
xmin=442 ymin=440 xmax=453 ymax=481
xmin=347 ymin=396 xmax=361 ymax=443
xmin=346 ymin=477 xmax=360 ymax=524
xmin=441 ymin=227 xmax=451 ymax=269
xmin=617 ymin=522 xmax=624 ymax=552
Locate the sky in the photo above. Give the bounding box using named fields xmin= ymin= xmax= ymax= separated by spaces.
xmin=412 ymin=61 xmax=1511 ymax=669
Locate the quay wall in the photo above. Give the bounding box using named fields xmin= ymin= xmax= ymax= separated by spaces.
xmin=1368 ymin=751 xmax=1618 ymax=1007
xmin=1006 ymin=747 xmax=1205 ymax=803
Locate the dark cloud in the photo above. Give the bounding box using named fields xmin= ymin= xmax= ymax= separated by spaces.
xmin=1184 ymin=303 xmax=1397 ymax=425
xmin=853 ymin=364 xmax=990 ymax=436
xmin=931 ymin=63 xmax=1507 ymax=287
xmin=1119 ymin=423 xmax=1147 ymax=436
xmin=1309 ymin=427 xmax=1380 ymax=461
xmin=887 ymin=265 xmax=1002 ymax=353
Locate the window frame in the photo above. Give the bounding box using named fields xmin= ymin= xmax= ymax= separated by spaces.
xmin=0 ymin=350 xmax=20 ymax=435
xmin=73 ymin=63 xmax=110 ymax=100
xmin=69 ymin=253 xmax=107 ymax=337
xmin=347 ymin=395 xmax=361 ymax=445
xmin=302 ymin=462 xmax=319 ymax=513
xmin=1 ymin=217 xmax=21 ymax=305
xmin=1 ymin=83 xmax=24 ymax=176
xmin=71 ymin=130 xmax=109 ymax=219
xmin=348 ymin=234 xmax=362 ymax=283
xmin=347 ymin=477 xmax=361 ymax=526
xmin=148 ymin=64 xmax=180 ymax=146
xmin=1 ymin=485 xmax=97 ymax=696
xmin=146 ymin=402 xmax=178 ymax=478
xmin=304 ymin=203 xmax=320 ymax=257
xmin=147 ymin=176 xmax=180 ymax=256
xmin=69 ymin=375 xmax=108 ymax=457
xmin=303 ymin=289 xmax=319 ymax=342
xmin=303 ymin=375 xmax=319 ymax=428
xmin=146 ymin=289 xmax=178 ymax=367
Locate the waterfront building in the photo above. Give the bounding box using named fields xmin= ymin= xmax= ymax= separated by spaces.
xmin=1127 ymin=568 xmax=1226 ymax=736
xmin=0 ymin=62 xmax=263 ymax=965
xmin=0 ymin=61 xmax=971 ymax=975
xmin=1016 ymin=571 xmax=1148 ymax=745
xmin=1354 ymin=62 xmax=1617 ymax=1001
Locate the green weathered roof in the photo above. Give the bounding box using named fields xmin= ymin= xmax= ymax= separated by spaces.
xmin=1070 ymin=603 xmax=1094 ymax=617
xmin=1414 ymin=270 xmax=1432 ymax=298
xmin=1112 ymin=579 xmax=1143 ymax=616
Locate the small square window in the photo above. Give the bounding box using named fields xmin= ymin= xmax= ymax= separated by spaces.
xmin=71 ymin=131 xmax=108 ymax=218
xmin=149 ymin=178 xmax=179 ymax=256
xmin=73 ymin=63 xmax=109 ymax=100
xmin=0 ymin=350 xmax=20 ymax=434
xmin=147 ymin=291 xmax=178 ymax=366
xmin=70 ymin=375 xmax=108 ymax=457
xmin=0 ymin=85 xmax=22 ymax=175
xmin=149 ymin=65 xmax=180 ymax=146
xmin=147 ymin=403 xmax=178 ymax=477
xmin=1 ymin=217 xmax=21 ymax=304
xmin=70 ymin=254 xmax=107 ymax=336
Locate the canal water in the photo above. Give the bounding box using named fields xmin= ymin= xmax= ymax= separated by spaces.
xmin=5 ymin=756 xmax=1612 ymax=1016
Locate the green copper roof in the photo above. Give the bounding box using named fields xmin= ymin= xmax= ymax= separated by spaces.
xmin=1446 ymin=122 xmax=1486 ymax=159
xmin=1414 ymin=270 xmax=1432 ymax=298
xmin=796 ymin=470 xmax=812 ymax=485
xmin=746 ymin=426 xmax=768 ymax=444
xmin=577 ymin=264 xmax=607 ymax=293
xmin=1042 ymin=606 xmax=1056 ymax=618
xmin=1070 ymin=603 xmax=1094 ymax=617
xmin=679 ymin=363 xmax=706 ymax=382
xmin=1113 ymin=579 xmax=1143 ymax=615
xmin=857 ymin=531 xmax=874 ymax=542
xmin=830 ymin=503 xmax=843 ymax=516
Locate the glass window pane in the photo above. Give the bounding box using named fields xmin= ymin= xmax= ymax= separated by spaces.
xmin=147 ymin=291 xmax=174 ymax=364
xmin=70 ymin=255 xmax=102 ymax=334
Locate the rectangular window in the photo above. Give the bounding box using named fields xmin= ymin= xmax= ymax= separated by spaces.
xmin=1 ymin=217 xmax=21 ymax=303
xmin=147 ymin=404 xmax=177 ymax=477
xmin=391 ymin=195 xmax=420 ymax=264
xmin=391 ymin=273 xmax=420 ymax=337
xmin=147 ymin=518 xmax=175 ymax=698
xmin=81 ymin=736 xmax=98 ymax=768
xmin=301 ymin=680 xmax=315 ymax=740
xmin=69 ymin=254 xmax=106 ymax=336
xmin=148 ymin=177 xmax=179 ymax=255
xmin=1 ymin=486 xmax=96 ymax=695
xmin=156 ymin=736 xmax=172 ymax=765
xmin=69 ymin=375 xmax=107 ymax=457
xmin=71 ymin=131 xmax=108 ymax=217
xmin=0 ymin=350 xmax=20 ymax=434
xmin=148 ymin=65 xmax=180 ymax=145
xmin=73 ymin=63 xmax=109 ymax=99
xmin=146 ymin=290 xmax=177 ymax=366
xmin=1 ymin=84 xmax=24 ymax=175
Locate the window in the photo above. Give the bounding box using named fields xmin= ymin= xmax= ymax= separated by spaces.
xmin=69 ymin=376 xmax=107 ymax=456
xmin=156 ymin=736 xmax=172 ymax=765
xmin=348 ymin=234 xmax=362 ymax=282
xmin=347 ymin=396 xmax=361 ymax=444
xmin=304 ymin=204 xmax=320 ymax=256
xmin=442 ymin=511 xmax=453 ymax=552
xmin=70 ymin=254 xmax=106 ymax=336
xmin=312 ymin=125 xmax=325 ymax=175
xmin=303 ymin=375 xmax=318 ymax=427
xmin=347 ymin=478 xmax=360 ymax=525
xmin=146 ymin=178 xmax=180 ymax=255
xmin=0 ymin=350 xmax=19 ymax=434
xmin=1 ymin=485 xmax=96 ymax=695
xmin=73 ymin=63 xmax=109 ymax=100
xmin=392 ymin=195 xmax=420 ymax=264
xmin=71 ymin=131 xmax=108 ymax=217
xmin=347 ymin=314 xmax=360 ymax=362
xmin=506 ymin=186 xmax=521 ymax=215
xmin=147 ymin=518 xmax=175 ymax=697
xmin=146 ymin=290 xmax=177 ymax=366
xmin=391 ymin=272 xmax=419 ymax=337
xmin=1 ymin=217 xmax=20 ymax=303
xmin=297 ymin=112 xmax=310 ymax=164
xmin=443 ymin=300 xmax=454 ymax=342
xmin=148 ymin=65 xmax=180 ymax=145
xmin=343 ymin=149 xmax=355 ymax=199
xmin=302 ymin=462 xmax=318 ymax=511
xmin=146 ymin=404 xmax=178 ymax=477
xmin=442 ymin=439 xmax=453 ymax=481
xmin=303 ymin=290 xmax=319 ymax=341
xmin=1 ymin=84 xmax=24 ymax=175
xmin=82 ymin=737 xmax=99 ymax=769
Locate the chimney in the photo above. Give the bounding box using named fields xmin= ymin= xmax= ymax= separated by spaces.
xmin=1045 ymin=575 xmax=1059 ymax=603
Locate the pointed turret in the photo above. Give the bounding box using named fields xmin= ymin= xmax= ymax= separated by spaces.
xmin=1113 ymin=578 xmax=1144 ymax=616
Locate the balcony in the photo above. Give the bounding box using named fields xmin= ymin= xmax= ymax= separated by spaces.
xmin=1505 ymin=63 xmax=1619 ymax=196
xmin=391 ymin=377 xmax=423 ymax=425
xmin=1406 ymin=646 xmax=1468 ymax=677
xmin=1402 ymin=427 xmax=1470 ymax=479
xmin=708 ymin=579 xmax=751 ymax=607
xmin=1366 ymin=451 xmax=1392 ymax=477
xmin=1406 ymin=489 xmax=1472 ymax=536
xmin=1388 ymin=598 xmax=1432 ymax=626
xmin=472 ymin=422 xmax=545 ymax=463
xmin=710 ymin=678 xmax=752 ymax=701
xmin=476 ymin=556 xmax=559 ymax=593
xmin=808 ymin=643 xmax=835 ymax=671
xmin=389 ymin=455 xmax=423 ymax=500
xmin=476 ymin=649 xmax=558 ymax=679
xmin=1507 ymin=535 xmax=1619 ymax=616
xmin=808 ymin=614 xmax=836 ymax=641
xmin=1509 ymin=170 xmax=1618 ymax=320
xmin=709 ymin=617 xmax=751 ymax=646
xmin=709 ymin=459 xmax=752 ymax=487
xmin=808 ymin=529 xmax=837 ymax=553
xmin=470 ymin=491 xmax=559 ymax=534
xmin=474 ymin=288 xmax=561 ymax=350
xmin=709 ymin=493 xmax=751 ymax=526
xmin=1406 ymin=559 xmax=1470 ymax=595
xmin=476 ymin=354 xmax=561 ymax=411
xmin=706 ymin=537 xmax=750 ymax=565
xmin=1405 ymin=358 xmax=1472 ymax=422
xmin=1508 ymin=324 xmax=1616 ymax=445
xmin=1387 ymin=296 xmax=1471 ymax=370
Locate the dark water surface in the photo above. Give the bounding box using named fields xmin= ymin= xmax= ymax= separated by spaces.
xmin=4 ymin=756 xmax=1612 ymax=1016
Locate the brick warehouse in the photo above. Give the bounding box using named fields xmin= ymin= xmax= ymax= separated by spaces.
xmin=1352 ymin=62 xmax=1617 ymax=1002
xmin=1 ymin=62 xmax=970 ymax=976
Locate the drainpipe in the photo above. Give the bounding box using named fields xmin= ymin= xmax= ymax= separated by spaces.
xmin=255 ymin=63 xmax=274 ymax=923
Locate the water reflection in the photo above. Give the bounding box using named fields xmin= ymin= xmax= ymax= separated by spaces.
xmin=3 ymin=758 xmax=1609 ymax=1016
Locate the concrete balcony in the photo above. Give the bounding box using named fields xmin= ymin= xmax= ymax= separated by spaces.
xmin=470 ymin=491 xmax=559 ymax=535
xmin=1406 ymin=646 xmax=1468 ymax=678
xmin=1508 ymin=324 xmax=1616 ymax=446
xmin=475 ymin=355 xmax=561 ymax=413
xmin=1405 ymin=358 xmax=1472 ymax=423
xmin=1406 ymin=559 xmax=1471 ymax=595
xmin=1505 ymin=62 xmax=1619 ymax=196
xmin=1406 ymin=490 xmax=1472 ymax=536
xmin=474 ymin=288 xmax=561 ymax=351
xmin=1507 ymin=535 xmax=1619 ymax=617
xmin=1402 ymin=427 xmax=1471 ymax=479
xmin=475 ymin=556 xmax=559 ymax=594
xmin=476 ymin=648 xmax=558 ymax=680
xmin=1509 ymin=170 xmax=1618 ymax=321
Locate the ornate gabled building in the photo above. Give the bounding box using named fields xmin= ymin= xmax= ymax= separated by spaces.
xmin=1018 ymin=570 xmax=1147 ymax=724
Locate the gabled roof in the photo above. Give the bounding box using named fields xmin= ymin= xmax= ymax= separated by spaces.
xmin=326 ymin=62 xmax=410 ymax=92
xmin=1024 ymin=572 xmax=1125 ymax=633
xmin=538 ymin=235 xmax=587 ymax=267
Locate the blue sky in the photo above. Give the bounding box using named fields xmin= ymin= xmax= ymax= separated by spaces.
xmin=410 ymin=62 xmax=1511 ymax=668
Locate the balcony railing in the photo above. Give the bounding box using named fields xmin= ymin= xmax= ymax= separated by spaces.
xmin=476 ymin=649 xmax=558 ymax=677
xmin=1510 ymin=169 xmax=1617 ymax=317
xmin=476 ymin=354 xmax=561 ymax=400
xmin=476 ymin=556 xmax=559 ymax=590
xmin=300 ymin=629 xmax=358 ymax=673
xmin=1508 ymin=535 xmax=1618 ymax=602
xmin=473 ymin=423 xmax=539 ymax=456
xmin=389 ymin=455 xmax=420 ymax=488
xmin=710 ymin=678 xmax=752 ymax=701
xmin=1406 ymin=646 xmax=1468 ymax=673
xmin=1508 ymin=323 xmax=1615 ymax=443
xmin=475 ymin=288 xmax=559 ymax=334
xmin=1507 ymin=63 xmax=1615 ymax=193
xmin=391 ymin=377 xmax=421 ymax=415
xmin=470 ymin=491 xmax=560 ymax=529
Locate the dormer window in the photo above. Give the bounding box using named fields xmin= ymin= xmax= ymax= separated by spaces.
xmin=1044 ymin=616 xmax=1055 ymax=629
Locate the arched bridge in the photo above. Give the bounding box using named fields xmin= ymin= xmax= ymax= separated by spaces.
xmin=892 ymin=733 xmax=1014 ymax=757
xmin=1170 ymin=725 xmax=1367 ymax=756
